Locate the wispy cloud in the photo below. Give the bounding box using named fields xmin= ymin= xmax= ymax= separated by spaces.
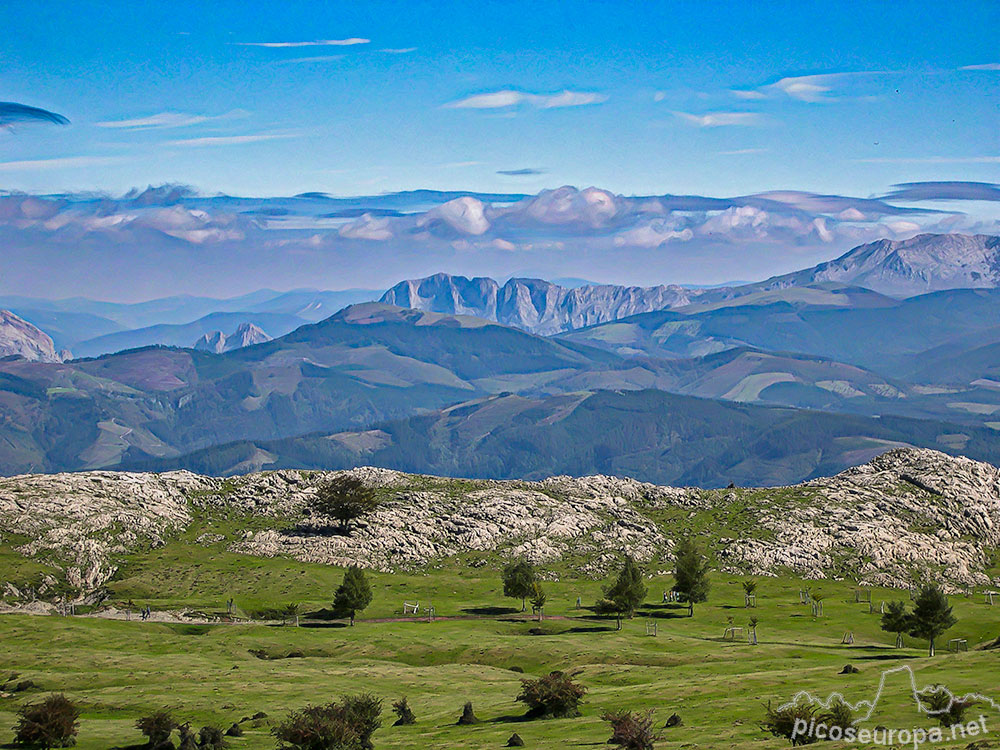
xmin=164 ymin=133 xmax=297 ymax=147
xmin=0 ymin=155 xmax=124 ymax=171
xmin=673 ymin=111 xmax=762 ymax=127
xmin=733 ymin=71 xmax=889 ymax=103
xmin=717 ymin=148 xmax=767 ymax=155
xmin=854 ymin=155 xmax=1000 ymax=164
xmin=381 ymin=47 xmax=416 ymax=54
xmin=442 ymin=161 xmax=483 ymax=168
xmin=235 ymin=38 xmax=369 ymax=48
xmin=960 ymin=62 xmax=1000 ymax=71
xmin=446 ymin=89 xmax=607 ymax=110
xmin=276 ymin=55 xmax=345 ymax=64
xmin=497 ymin=167 xmax=545 ymax=176
xmin=95 ymin=110 xmax=247 ymax=130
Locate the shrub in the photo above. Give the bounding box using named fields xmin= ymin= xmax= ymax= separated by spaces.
xmin=136 ymin=711 xmax=178 ymax=750
xmin=273 ymin=695 xmax=381 ymax=750
xmin=197 ymin=726 xmax=226 ymax=750
xmin=456 ymin=702 xmax=480 ymax=725
xmin=760 ymin=701 xmax=818 ymax=746
xmin=177 ymin=724 xmax=198 ymax=750
xmin=602 ymin=709 xmax=660 ymax=750
xmin=224 ymin=724 xmax=242 ymax=738
xmin=13 ymin=694 xmax=80 ymax=748
xmin=391 ymin=697 xmax=415 ymax=726
xmin=516 ymin=671 xmax=587 ymax=719
xmin=332 ymin=566 xmax=373 ymax=626
xmin=818 ymin=699 xmax=853 ymax=734
xmin=922 ymin=686 xmax=977 ymax=727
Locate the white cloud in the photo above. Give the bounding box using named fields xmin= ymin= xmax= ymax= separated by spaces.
xmin=381 ymin=47 xmax=416 ymax=54
xmin=235 ymin=38 xmax=369 ymax=47
xmin=95 ymin=110 xmax=247 ymax=129
xmin=0 ymin=155 xmax=126 ymax=171
xmin=339 ymin=213 xmax=393 ymax=241
xmin=446 ymin=89 xmax=607 ymax=109
xmin=717 ymin=148 xmax=767 ymax=155
xmin=736 ymin=71 xmax=890 ymax=103
xmin=418 ymin=197 xmax=490 ymax=235
xmin=673 ymin=111 xmax=762 ymax=127
xmin=165 ymin=133 xmax=296 ymax=147
xmin=276 ymin=55 xmax=345 ymax=64
xmin=960 ymin=63 xmax=1000 ymax=71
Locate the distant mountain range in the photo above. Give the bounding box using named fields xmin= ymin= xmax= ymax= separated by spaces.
xmin=0 ymin=231 xmax=999 ymax=484
xmin=757 ymin=233 xmax=1000 ymax=298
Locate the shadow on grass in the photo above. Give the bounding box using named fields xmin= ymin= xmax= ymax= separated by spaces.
xmin=462 ymin=605 xmax=520 ymax=616
xmin=299 ymin=621 xmax=348 ymax=629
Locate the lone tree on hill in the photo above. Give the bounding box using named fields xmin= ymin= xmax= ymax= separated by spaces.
xmin=312 ymin=476 xmax=379 ymax=534
xmin=503 ymin=559 xmax=538 ymax=611
xmin=672 ymin=537 xmax=710 ymax=616
xmin=880 ymin=600 xmax=909 ymax=648
xmin=333 ymin=565 xmax=373 ymax=626
xmin=908 ymin=584 xmax=957 ymax=657
xmin=597 ymin=556 xmax=648 ymax=628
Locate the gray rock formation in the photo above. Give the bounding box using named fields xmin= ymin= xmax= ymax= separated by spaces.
xmin=758 ymin=233 xmax=1000 ymax=298
xmin=194 ymin=322 xmax=271 ymax=353
xmin=0 ymin=448 xmax=997 ymax=596
xmin=0 ymin=310 xmax=61 ymax=362
xmin=380 ymin=273 xmax=723 ymax=335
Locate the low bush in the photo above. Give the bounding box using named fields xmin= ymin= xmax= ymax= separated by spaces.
xmin=456 ymin=702 xmax=480 ymax=725
xmin=197 ymin=726 xmax=226 ymax=750
xmin=136 ymin=711 xmax=178 ymax=750
xmin=13 ymin=694 xmax=80 ymax=749
xmin=602 ymin=709 xmax=660 ymax=750
xmin=760 ymin=701 xmax=818 ymax=746
xmin=516 ymin=671 xmax=587 ymax=719
xmin=272 ymin=694 xmax=381 ymax=750
xmin=391 ymin=697 xmax=415 ymax=726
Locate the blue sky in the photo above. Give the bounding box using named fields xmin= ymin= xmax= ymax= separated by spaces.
xmin=1 ymin=0 xmax=997 ymax=199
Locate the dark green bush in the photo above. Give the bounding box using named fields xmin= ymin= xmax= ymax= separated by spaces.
xmin=13 ymin=694 xmax=80 ymax=748
xmin=516 ymin=671 xmax=587 ymax=719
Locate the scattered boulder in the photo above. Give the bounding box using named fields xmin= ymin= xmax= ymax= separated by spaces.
xmin=225 ymin=724 xmax=242 ymax=737
xmin=506 ymin=733 xmax=525 ymax=747
xmin=840 ymin=664 xmax=861 ymax=674
xmin=664 ymin=712 xmax=682 ymax=727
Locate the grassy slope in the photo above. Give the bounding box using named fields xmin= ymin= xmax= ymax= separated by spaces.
xmin=2 ymin=531 xmax=999 ymax=749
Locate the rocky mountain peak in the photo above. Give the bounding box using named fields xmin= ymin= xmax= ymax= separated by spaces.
xmin=0 ymin=310 xmax=61 ymax=362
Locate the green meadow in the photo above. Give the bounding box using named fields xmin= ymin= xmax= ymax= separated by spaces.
xmin=1 ymin=539 xmax=998 ymax=749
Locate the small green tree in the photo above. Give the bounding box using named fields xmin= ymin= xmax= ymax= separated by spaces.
xmin=672 ymin=538 xmax=710 ymax=616
xmin=13 ymin=694 xmax=80 ymax=749
xmin=503 ymin=559 xmax=537 ymax=611
xmin=312 ymin=476 xmax=379 ymax=534
xmin=607 ymin=556 xmax=648 ymax=619
xmin=284 ymin=602 xmax=300 ymax=627
xmin=332 ymin=565 xmax=373 ymax=626
xmin=530 ymin=582 xmax=546 ymax=621
xmin=743 ymin=580 xmax=757 ymax=607
xmin=907 ymin=584 xmax=957 ymax=657
xmin=748 ymin=616 xmax=759 ymax=645
xmin=880 ymin=600 xmax=909 ymax=648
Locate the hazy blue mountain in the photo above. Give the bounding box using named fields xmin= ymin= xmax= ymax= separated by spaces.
xmin=755 ymin=233 xmax=1000 ymax=298
xmin=71 ymin=312 xmax=307 ymax=359
xmin=123 ymin=389 xmax=1000 ymax=488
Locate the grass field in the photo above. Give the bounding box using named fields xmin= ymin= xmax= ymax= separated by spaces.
xmin=2 ymin=536 xmax=999 ymax=750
